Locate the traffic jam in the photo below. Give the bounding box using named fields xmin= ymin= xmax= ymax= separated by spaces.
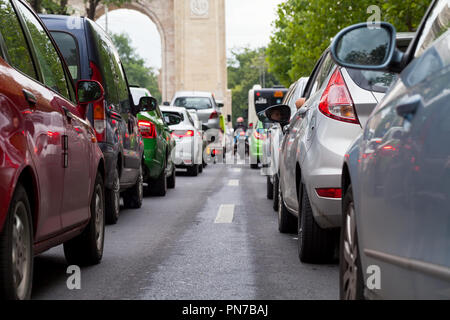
xmin=0 ymin=0 xmax=449 ymax=303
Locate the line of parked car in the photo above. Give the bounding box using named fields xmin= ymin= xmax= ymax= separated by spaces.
xmin=0 ymin=0 xmax=219 ymax=299
xmin=262 ymin=0 xmax=449 ymax=299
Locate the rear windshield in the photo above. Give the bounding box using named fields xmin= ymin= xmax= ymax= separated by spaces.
xmin=162 ymin=111 xmax=184 ymax=121
xmin=173 ymin=97 xmax=212 ymax=110
xmin=50 ymin=31 xmax=79 ymax=82
xmin=347 ymin=69 xmax=396 ymax=93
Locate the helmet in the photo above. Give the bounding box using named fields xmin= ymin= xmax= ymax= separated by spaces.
xmin=237 ymin=117 xmax=244 ymax=123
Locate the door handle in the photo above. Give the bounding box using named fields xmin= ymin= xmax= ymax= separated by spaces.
xmin=23 ymin=89 xmax=37 ymax=106
xmin=396 ymin=95 xmax=422 ymax=119
xmin=61 ymin=106 xmax=74 ymax=121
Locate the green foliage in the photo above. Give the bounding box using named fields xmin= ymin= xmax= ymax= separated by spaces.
xmin=111 ymin=32 xmax=162 ymax=103
xmin=267 ymin=0 xmax=432 ymax=87
xmin=227 ymin=47 xmax=281 ymax=125
xmin=26 ymin=0 xmax=72 ymax=14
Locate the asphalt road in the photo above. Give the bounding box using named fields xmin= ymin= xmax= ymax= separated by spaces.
xmin=32 ymin=161 xmax=338 ymax=300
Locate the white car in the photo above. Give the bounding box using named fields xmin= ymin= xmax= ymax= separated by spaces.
xmin=160 ymin=106 xmax=203 ymax=176
xmin=130 ymin=86 xmax=152 ymax=105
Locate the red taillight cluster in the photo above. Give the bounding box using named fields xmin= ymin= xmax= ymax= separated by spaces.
xmin=138 ymin=120 xmax=157 ymax=139
xmin=90 ymin=61 xmax=106 ymax=142
xmin=209 ymin=111 xmax=218 ymax=119
xmin=316 ymin=188 xmax=342 ymax=198
xmin=171 ymin=130 xmax=194 ymax=138
xmin=318 ymin=68 xmax=359 ymax=124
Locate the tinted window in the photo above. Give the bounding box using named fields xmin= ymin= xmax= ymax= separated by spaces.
xmin=347 ymin=69 xmax=396 ymax=93
xmin=0 ymin=0 xmax=36 ymax=79
xmin=111 ymin=49 xmax=130 ymax=113
xmin=16 ymin=1 xmax=69 ymax=99
xmin=51 ymin=31 xmax=79 ymax=82
xmin=162 ymin=111 xmax=184 ymax=121
xmin=174 ymin=97 xmax=212 ymax=110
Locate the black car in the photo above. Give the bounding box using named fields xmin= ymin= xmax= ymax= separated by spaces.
xmin=41 ymin=15 xmax=144 ymax=224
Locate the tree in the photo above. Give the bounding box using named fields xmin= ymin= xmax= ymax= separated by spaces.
xmin=267 ymin=0 xmax=432 ymax=87
xmin=228 ymin=47 xmax=281 ymax=125
xmin=84 ymin=0 xmax=132 ymax=19
xmin=111 ymin=32 xmax=162 ymax=103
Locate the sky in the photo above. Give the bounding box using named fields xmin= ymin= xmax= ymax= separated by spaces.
xmin=96 ymin=0 xmax=285 ymax=72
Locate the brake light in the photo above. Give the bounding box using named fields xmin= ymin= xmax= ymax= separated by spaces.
xmin=172 ymin=130 xmax=194 ymax=138
xmin=253 ymin=129 xmax=265 ymax=140
xmin=89 ymin=61 xmax=106 ymax=141
xmin=318 ymin=68 xmax=359 ymax=124
xmin=138 ymin=120 xmax=157 ymax=139
xmin=316 ymin=188 xmax=342 ymax=198
xmin=209 ymin=111 xmax=218 ymax=119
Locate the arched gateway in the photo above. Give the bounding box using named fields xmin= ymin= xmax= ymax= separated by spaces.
xmin=68 ymin=0 xmax=231 ymax=118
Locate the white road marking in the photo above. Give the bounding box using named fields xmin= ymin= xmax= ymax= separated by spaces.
xmin=228 ymin=179 xmax=239 ymax=186
xmin=214 ymin=204 xmax=235 ymax=223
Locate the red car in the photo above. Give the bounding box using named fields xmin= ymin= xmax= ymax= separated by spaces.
xmin=0 ymin=0 xmax=106 ymax=299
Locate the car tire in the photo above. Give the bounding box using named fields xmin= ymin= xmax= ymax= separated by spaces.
xmin=198 ymin=162 xmax=203 ymax=173
xmin=340 ymin=185 xmax=365 ymax=300
xmin=0 ymin=183 xmax=33 ymax=300
xmin=64 ymin=172 xmax=105 ymax=266
xmin=272 ymin=174 xmax=279 ymax=212
xmin=167 ymin=164 xmax=176 ymax=189
xmin=298 ymin=183 xmax=336 ymax=263
xmin=266 ymin=176 xmax=273 ymax=199
xmin=105 ymin=167 xmax=120 ymax=225
xmin=187 ymin=164 xmax=199 ymax=176
xmin=250 ymin=163 xmax=258 ymax=169
xmin=278 ymin=185 xmax=297 ymax=233
xmin=123 ymin=163 xmax=144 ymax=208
xmin=151 ymin=162 xmax=168 ymax=197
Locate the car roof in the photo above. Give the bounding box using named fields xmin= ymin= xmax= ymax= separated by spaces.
xmin=159 ymin=106 xmax=187 ymax=113
xmin=172 ymin=91 xmax=213 ymax=97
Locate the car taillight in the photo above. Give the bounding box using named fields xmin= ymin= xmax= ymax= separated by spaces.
xmin=254 ymin=129 xmax=265 ymax=140
xmin=89 ymin=61 xmax=106 ymax=142
xmin=209 ymin=111 xmax=218 ymax=119
xmin=138 ymin=120 xmax=157 ymax=139
xmin=316 ymin=188 xmax=342 ymax=198
xmin=318 ymin=68 xmax=359 ymax=124
xmin=172 ymin=130 xmax=194 ymax=138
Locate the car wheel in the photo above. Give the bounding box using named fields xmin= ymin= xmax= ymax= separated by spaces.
xmin=266 ymin=176 xmax=273 ymax=199
xmin=123 ymin=163 xmax=144 ymax=208
xmin=187 ymin=164 xmax=199 ymax=176
xmin=198 ymin=161 xmax=203 ymax=173
xmin=151 ymin=161 xmax=168 ymax=197
xmin=0 ymin=183 xmax=33 ymax=300
xmin=340 ymin=185 xmax=365 ymax=300
xmin=64 ymin=171 xmax=105 ymax=266
xmin=298 ymin=183 xmax=336 ymax=263
xmin=278 ymin=184 xmax=297 ymax=233
xmin=105 ymin=167 xmax=120 ymax=225
xmin=272 ymin=174 xmax=279 ymax=212
xmin=167 ymin=164 xmax=176 ymax=189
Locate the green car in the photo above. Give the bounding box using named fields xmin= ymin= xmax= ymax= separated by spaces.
xmin=133 ymin=88 xmax=176 ymax=196
xmin=249 ymin=120 xmax=266 ymax=169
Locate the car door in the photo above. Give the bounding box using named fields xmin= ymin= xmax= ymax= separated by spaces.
xmin=15 ymin=0 xmax=92 ymax=227
xmin=0 ymin=0 xmax=65 ymax=241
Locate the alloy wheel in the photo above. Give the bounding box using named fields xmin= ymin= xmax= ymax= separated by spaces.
xmin=342 ymin=201 xmax=358 ymax=300
xmin=12 ymin=202 xmax=31 ymax=300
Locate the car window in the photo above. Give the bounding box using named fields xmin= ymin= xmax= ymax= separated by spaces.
xmin=16 ymin=1 xmax=70 ymax=99
xmin=111 ymin=49 xmax=130 ymax=113
xmin=414 ymin=1 xmax=449 ymax=58
xmin=162 ymin=111 xmax=184 ymax=121
xmin=313 ymin=52 xmax=335 ymax=93
xmin=0 ymin=0 xmax=37 ymax=80
xmin=347 ymin=69 xmax=396 ymax=93
xmin=174 ymin=97 xmax=212 ymax=110
xmin=88 ymin=20 xmax=119 ymax=109
xmin=50 ymin=31 xmax=79 ymax=83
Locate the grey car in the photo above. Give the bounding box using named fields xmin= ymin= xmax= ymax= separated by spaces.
xmin=170 ymin=91 xmax=221 ymax=129
xmin=262 ymin=77 xmax=308 ymax=212
xmin=269 ymin=34 xmax=413 ymax=264
xmin=332 ymin=0 xmax=450 ymax=299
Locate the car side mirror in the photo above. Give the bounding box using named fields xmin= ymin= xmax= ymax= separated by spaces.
xmin=76 ymin=80 xmax=104 ymax=105
xmin=265 ymin=104 xmax=291 ymax=126
xmin=139 ymin=96 xmax=158 ymax=112
xmin=330 ymin=22 xmax=402 ymax=71
xmin=163 ymin=101 xmax=170 ymax=106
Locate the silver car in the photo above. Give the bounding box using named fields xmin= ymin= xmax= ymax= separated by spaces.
xmin=333 ymin=0 xmax=450 ymax=299
xmin=270 ymin=35 xmax=413 ymax=264
xmin=170 ymin=91 xmax=221 ymax=129
xmin=262 ymin=77 xmax=309 ymax=211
